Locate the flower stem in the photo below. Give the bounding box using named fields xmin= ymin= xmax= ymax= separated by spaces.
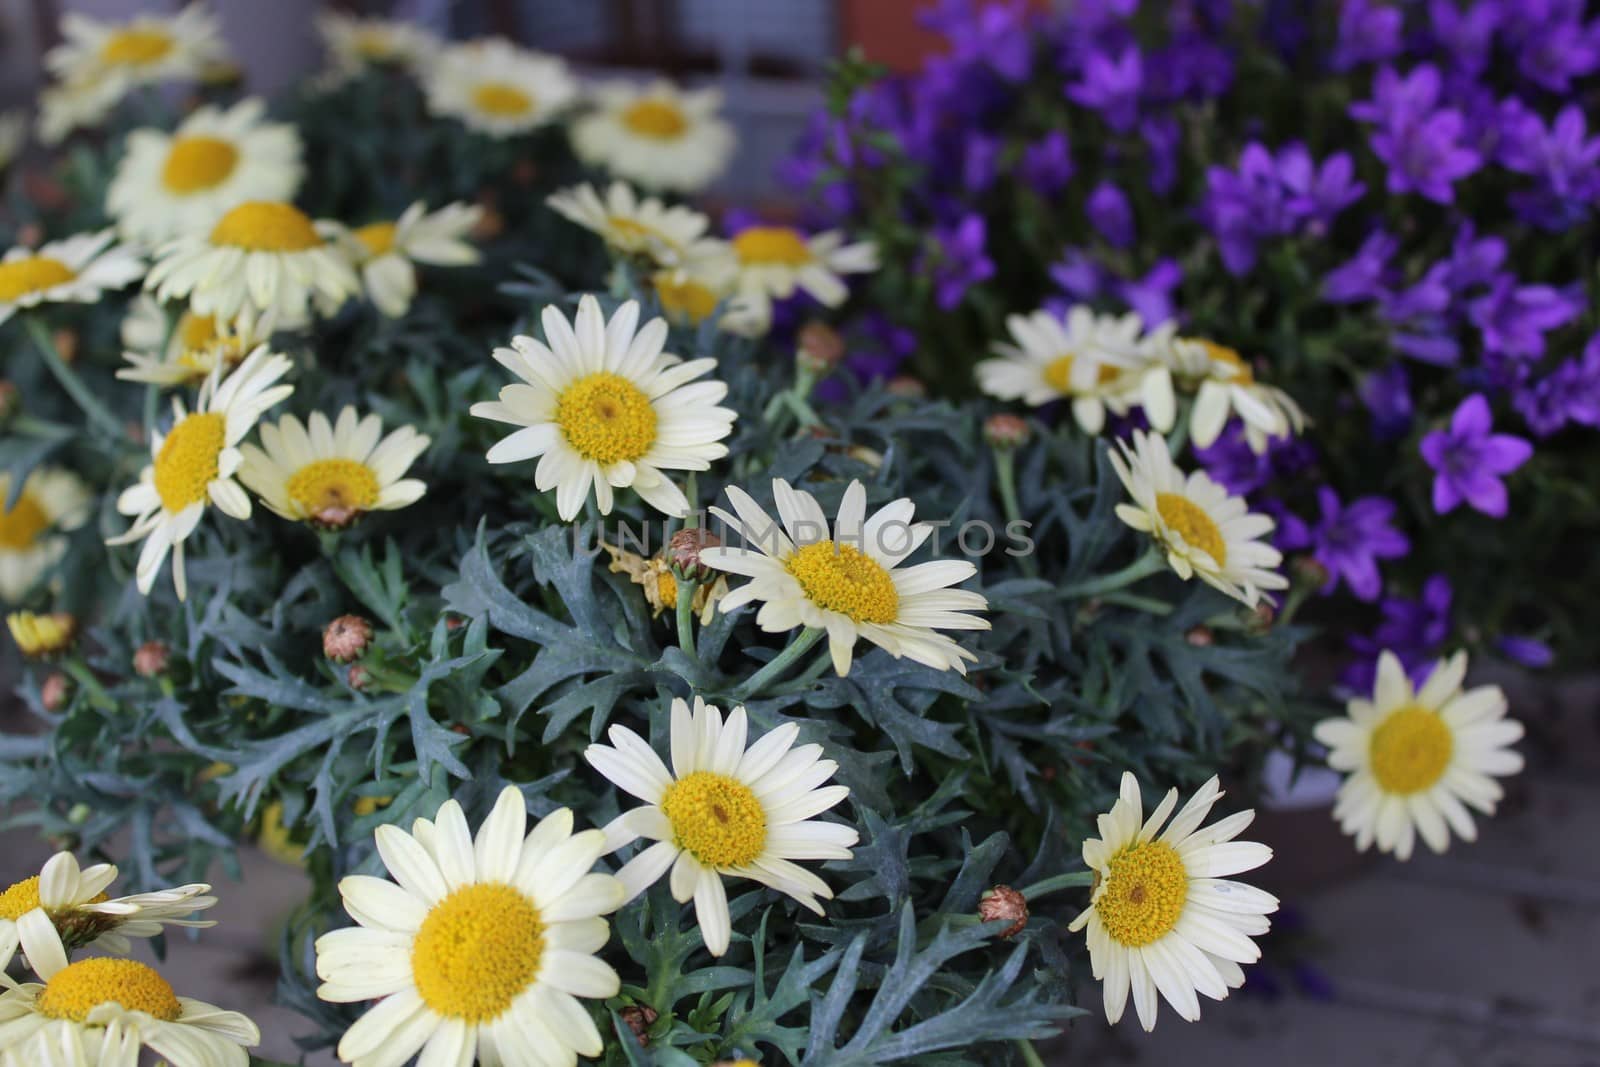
xmin=675 ymin=577 xmax=698 ymax=656
xmin=1018 ymin=870 xmax=1095 ymax=901
xmin=61 ymin=661 xmax=115 ymax=713
xmin=1058 ymin=547 xmax=1166 ymax=600
xmin=992 ymin=445 xmax=1037 ymax=577
xmin=24 ymin=317 xmax=123 ymax=440
xmin=735 ymin=627 xmax=825 ymax=701
xmin=1016 ymin=1039 xmax=1048 ymax=1067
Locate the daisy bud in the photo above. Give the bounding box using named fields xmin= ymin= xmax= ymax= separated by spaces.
xmin=51 ymin=328 xmax=79 ymax=366
xmin=619 ymin=1004 xmax=658 ymax=1046
xmin=886 ymin=375 xmax=926 ymax=398
xmin=667 ymin=528 xmax=721 ymax=583
xmin=978 ymin=884 xmax=1029 ymax=938
xmin=67 ymin=802 xmax=91 ymax=825
xmin=40 ymin=671 xmax=70 ymax=712
xmin=323 ymin=615 xmax=374 ymax=663
xmin=346 ymin=664 xmax=372 ymax=691
xmin=1185 ymin=625 xmax=1213 ymax=647
xmin=0 ymin=381 xmax=17 ymax=422
xmin=16 ymin=222 xmax=43 ymax=248
xmin=133 ymin=640 xmax=171 ymax=677
xmin=983 ymin=413 xmax=1031 ymax=450
xmin=1292 ymin=555 xmax=1329 ymax=587
xmin=1247 ymin=601 xmax=1276 ymax=634
xmin=796 ymin=321 xmax=844 ymax=375
xmin=7 ymin=611 xmax=77 ymax=658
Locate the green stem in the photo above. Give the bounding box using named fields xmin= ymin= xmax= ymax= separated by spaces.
xmin=1058 ymin=547 xmax=1166 ymax=600
xmin=24 ymin=317 xmax=124 ymax=440
xmin=61 ymin=661 xmax=115 ymax=713
xmin=992 ymin=446 xmax=1037 ymax=577
xmin=1016 ymin=1039 xmax=1048 ymax=1067
xmin=734 ymin=627 xmax=825 ymax=701
xmin=675 ymin=576 xmax=698 ymax=657
xmin=1100 ymin=591 xmax=1174 ymax=615
xmin=1018 ymin=870 xmax=1095 ymax=901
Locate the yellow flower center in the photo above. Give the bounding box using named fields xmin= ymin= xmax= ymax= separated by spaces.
xmin=153 ymin=412 xmax=226 ymax=513
xmin=733 ymin=227 xmax=813 ymax=267
xmin=353 ymin=221 xmax=397 ymax=258
xmin=0 ymin=257 xmax=77 ymax=303
xmin=0 ymin=492 xmax=50 ymax=550
xmin=161 ymin=136 xmax=240 ymax=194
xmin=0 ymin=875 xmax=111 ymax=920
xmin=553 ymin=372 xmax=658 ymax=466
xmin=1094 ymin=840 xmax=1189 ymax=948
xmin=286 ymin=458 xmax=380 ymax=517
xmin=656 ymin=276 xmax=719 ymax=324
xmin=36 ymin=958 xmax=182 ymax=1023
xmin=621 ymin=99 xmax=689 ymax=139
xmin=210 ymin=201 xmax=322 ymax=252
xmin=1199 ymin=340 xmax=1254 ymax=384
xmin=1155 ymin=492 xmax=1227 ymax=566
xmin=660 ymin=771 xmax=768 ymax=868
xmin=100 ymin=28 xmax=175 ymax=67
xmin=1369 ymin=705 xmax=1454 ymax=795
xmin=411 ymin=883 xmax=544 ymax=1022
xmin=472 ymin=82 xmax=534 ymax=117
xmin=177 ymin=311 xmax=218 ymax=351
xmin=1042 ymin=353 xmax=1119 ymax=394
xmin=354 ymin=30 xmax=398 ymax=60
xmin=785 ymin=540 xmax=899 ymax=625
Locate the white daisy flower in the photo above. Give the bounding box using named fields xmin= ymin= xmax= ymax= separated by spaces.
xmin=0 ymin=955 xmax=256 ymax=1066
xmin=144 ymin=200 xmax=359 ymax=325
xmin=117 ymin=299 xmax=274 ymax=389
xmin=106 ymin=98 xmax=304 ymax=247
xmin=322 ymin=201 xmax=482 ymax=318
xmin=1068 ymin=772 xmax=1277 ymax=1031
xmin=316 ymin=11 xmax=438 ymax=77
xmin=0 ymin=231 xmax=143 ymax=328
xmin=0 ymin=851 xmax=217 ymax=974
xmin=0 ymin=468 xmax=91 ymax=603
xmin=470 ymin=294 xmax=736 ymax=521
xmin=1145 ymin=327 xmax=1306 ymax=452
xmin=314 ymin=786 xmax=624 ymax=1067
xmin=652 ymin=253 xmax=738 ymax=329
xmin=571 ymin=80 xmax=736 ymax=193
xmin=724 ymin=225 xmax=877 ymax=337
xmin=546 ymin=180 xmax=715 ymax=267
xmin=699 ymin=478 xmax=990 ymax=676
xmin=0 ymin=111 xmax=25 ymax=172
xmin=585 ymin=696 xmax=857 ymax=957
xmin=36 ymin=77 xmax=125 ymax=145
xmin=1314 ymin=649 xmax=1524 ymax=860
xmin=1108 ymin=429 xmax=1287 ymax=608
xmin=975 ymin=307 xmax=1162 ymax=435
xmin=238 ymin=407 xmax=429 ymax=528
xmin=44 ymin=2 xmax=227 ymax=92
xmin=107 ymin=347 xmax=294 ymax=600
xmin=425 ymin=38 xmax=578 ymax=139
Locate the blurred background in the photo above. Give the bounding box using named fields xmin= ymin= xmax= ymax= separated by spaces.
xmin=1 ymin=1 xmax=1598 ymax=1065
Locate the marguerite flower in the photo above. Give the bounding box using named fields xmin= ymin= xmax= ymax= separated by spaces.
xmin=571 ymin=80 xmax=735 ymax=193
xmin=0 ymin=851 xmax=216 ymax=974
xmin=1147 ymin=329 xmax=1306 ymax=452
xmin=238 ymin=407 xmax=429 ymax=528
xmin=724 ymin=224 xmax=877 ymax=336
xmin=699 ymin=478 xmax=990 ymax=676
xmin=322 ymin=201 xmax=482 ymax=318
xmin=1069 ymin=772 xmax=1277 ymax=1031
xmin=0 ymin=231 xmax=143 ymax=328
xmin=975 ymin=307 xmax=1162 ymax=434
xmin=36 ymin=77 xmax=125 ymax=145
xmin=0 ymin=955 xmax=257 ymax=1066
xmin=546 ymin=180 xmax=715 ymax=267
xmin=652 ymin=250 xmax=738 ymax=328
xmin=117 ymin=298 xmax=273 ymax=389
xmin=470 ymin=294 xmax=736 ymax=520
xmin=314 ymin=786 xmax=624 ymax=1066
xmin=1109 ymin=430 xmax=1287 ymax=607
xmin=106 ymin=98 xmax=304 ymax=246
xmin=585 ymin=696 xmax=857 ymax=956
xmin=425 ymin=38 xmax=577 ymax=139
xmin=6 ymin=611 xmax=76 ymax=658
xmin=1314 ymin=649 xmax=1523 ymax=860
xmin=107 ymin=348 xmax=293 ymax=599
xmin=44 ymin=3 xmax=227 ymax=93
xmin=316 ymin=11 xmax=438 ymax=76
xmin=145 ymin=200 xmax=359 ymax=325
xmin=0 ymin=468 xmax=90 ymax=602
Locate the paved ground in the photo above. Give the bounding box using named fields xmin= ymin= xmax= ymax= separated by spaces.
xmin=2 ymin=673 xmax=1597 ymax=1065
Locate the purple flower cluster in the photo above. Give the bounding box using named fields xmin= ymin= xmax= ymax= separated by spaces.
xmin=1201 ymin=142 xmax=1364 ymax=274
